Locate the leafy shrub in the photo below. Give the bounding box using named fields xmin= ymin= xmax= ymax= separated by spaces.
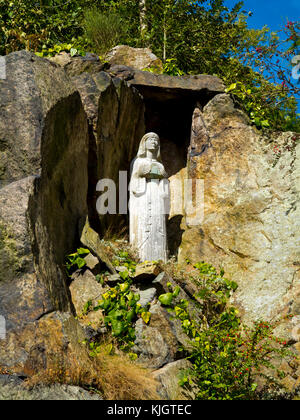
xmin=83 ymin=9 xmax=125 ymax=56
xmin=35 ymin=42 xmax=85 ymax=58
xmin=160 ymin=261 xmax=294 ymax=400
xmin=91 ymin=279 xmax=151 ymax=353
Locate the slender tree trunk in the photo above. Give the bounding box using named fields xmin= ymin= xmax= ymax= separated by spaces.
xmin=139 ymin=0 xmax=147 ymax=45
xmin=163 ymin=13 xmax=167 ymax=63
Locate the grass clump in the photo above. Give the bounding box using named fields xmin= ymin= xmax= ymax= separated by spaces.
xmin=83 ymin=9 xmax=126 ymax=57
xmin=26 ymin=344 xmax=159 ymax=400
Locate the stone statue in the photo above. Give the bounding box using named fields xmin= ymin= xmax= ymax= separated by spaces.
xmin=129 ymin=132 xmax=169 ymax=262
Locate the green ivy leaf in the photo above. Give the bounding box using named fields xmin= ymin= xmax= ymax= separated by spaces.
xmin=159 ymin=293 xmax=174 ymax=306
xmin=141 ymin=311 xmax=151 ymax=324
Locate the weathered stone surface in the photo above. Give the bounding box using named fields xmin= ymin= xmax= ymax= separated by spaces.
xmin=48 ymin=51 xmax=72 ymax=67
xmin=0 ymin=51 xmax=91 ymax=378
xmin=80 ymin=218 xmax=116 ymax=274
xmin=0 ymin=177 xmax=53 ymax=332
xmin=153 ymin=359 xmax=195 ymax=400
xmin=70 ymin=270 xmax=106 ymax=315
xmin=115 ymin=266 xmax=128 ymax=273
xmin=178 ymin=93 xmax=300 ymax=329
xmin=0 ymin=50 xmax=89 ymax=316
xmin=133 ymin=318 xmax=176 ymax=370
xmin=106 ymin=274 xmax=122 ymax=283
xmin=72 ymin=71 xmax=112 ymax=137
xmin=74 ymin=71 xmax=145 ymax=233
xmin=0 ymin=380 xmax=102 ymax=400
xmin=0 ymin=51 xmax=80 ymax=182
xmin=133 ymin=303 xmax=188 ymax=369
xmin=134 ymin=262 xmax=161 ymax=281
xmin=105 ymin=45 xmax=163 ymax=72
xmin=131 ymin=70 xmax=225 ymax=93
xmin=0 ymin=312 xmax=87 ymax=376
xmin=110 ymin=66 xmax=225 ymax=101
xmin=50 ymin=52 xmax=107 ymax=78
xmin=137 ymin=287 xmax=157 ymax=308
xmin=84 ymin=253 xmax=100 ymax=271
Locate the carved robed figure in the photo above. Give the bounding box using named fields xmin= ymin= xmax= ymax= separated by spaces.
xmin=129 ymin=133 xmax=169 ymax=262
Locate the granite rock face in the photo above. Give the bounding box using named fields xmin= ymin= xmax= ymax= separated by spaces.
xmin=50 ymin=52 xmax=107 ymax=78
xmin=0 ymin=51 xmax=89 ymax=335
xmin=179 ymin=94 xmax=300 ymax=331
xmin=153 ymin=359 xmax=195 ymax=400
xmin=105 ymin=45 xmax=163 ymax=72
xmin=0 ymin=311 xmax=87 ymax=376
xmin=0 ymin=178 xmax=52 ymax=332
xmin=73 ymin=70 xmax=145 ymax=233
xmin=1 ymin=46 xmax=299 ymax=396
xmin=0 ymin=382 xmax=102 ymax=400
xmin=110 ymin=65 xmax=225 ymax=102
xmin=0 ymin=50 xmax=147 ymax=380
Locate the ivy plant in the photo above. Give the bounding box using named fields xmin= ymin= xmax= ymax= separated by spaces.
xmin=92 ymin=279 xmax=151 ymax=352
xmin=65 ymin=247 xmax=90 ymax=276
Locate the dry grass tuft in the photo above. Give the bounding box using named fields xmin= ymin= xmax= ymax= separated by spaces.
xmin=25 ymin=345 xmax=159 ymax=400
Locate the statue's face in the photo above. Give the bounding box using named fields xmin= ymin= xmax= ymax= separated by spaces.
xmin=145 ymin=134 xmax=159 ymax=152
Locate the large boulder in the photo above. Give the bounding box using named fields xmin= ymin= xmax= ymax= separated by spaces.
xmin=0 ymin=177 xmax=52 ymax=332
xmin=50 ymin=52 xmax=107 ymax=78
xmin=0 ymin=50 xmax=146 ymax=377
xmin=133 ymin=302 xmax=190 ymax=370
xmin=0 ymin=311 xmax=87 ymax=376
xmin=105 ymin=45 xmax=163 ymax=72
xmin=178 ymin=93 xmax=300 ymax=335
xmin=0 ymin=50 xmax=89 ymax=371
xmin=110 ymin=65 xmax=225 ymax=102
xmin=153 ymin=359 xmax=195 ymax=400
xmin=73 ymin=69 xmax=145 ymax=233
xmin=0 ymin=50 xmax=90 ymax=316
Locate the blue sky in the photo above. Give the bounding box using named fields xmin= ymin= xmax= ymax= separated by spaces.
xmin=224 ymin=0 xmax=300 ymax=111
xmin=224 ymin=0 xmax=299 ymax=31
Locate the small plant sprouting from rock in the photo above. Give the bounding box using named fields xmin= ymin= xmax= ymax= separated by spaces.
xmin=65 ymin=248 xmax=90 ymax=277
xmin=112 ymin=250 xmax=137 ymax=275
xmin=159 ymin=261 xmax=295 ymax=400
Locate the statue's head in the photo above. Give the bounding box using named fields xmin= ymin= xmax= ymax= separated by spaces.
xmin=137 ymin=132 xmax=161 ymax=160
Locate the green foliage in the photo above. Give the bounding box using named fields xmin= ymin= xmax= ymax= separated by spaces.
xmin=159 ymin=261 xmax=292 ymax=400
xmin=35 ymin=42 xmax=85 ymax=58
xmin=0 ymin=0 xmax=93 ymax=54
xmin=159 ymin=283 xmax=180 ymax=306
xmin=163 ymin=59 xmax=184 ymax=76
xmin=226 ymin=82 xmax=270 ymax=128
xmin=82 ymin=299 xmax=93 ymax=316
xmin=92 ymin=279 xmax=151 ymax=352
xmin=0 ymin=0 xmax=298 ymax=131
xmin=112 ymin=251 xmax=137 ymax=274
xmin=187 ymin=319 xmax=291 ymax=400
xmin=65 ymin=247 xmax=90 ymax=276
xmin=82 ymin=8 xmax=126 ymax=56
xmin=224 ymin=67 xmax=300 ymax=132
xmin=97 ymin=0 xmax=299 ymax=132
